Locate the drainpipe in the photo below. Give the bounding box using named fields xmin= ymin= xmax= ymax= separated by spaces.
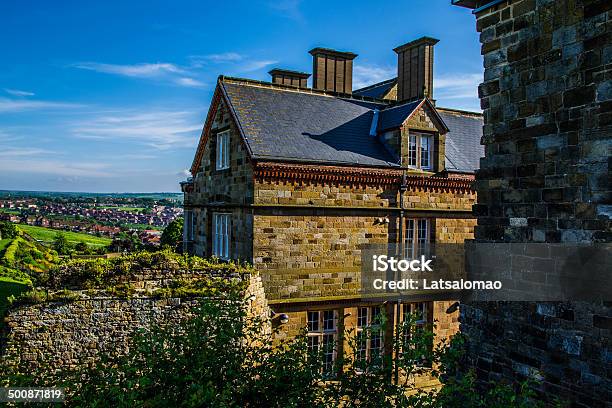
xmin=394 ymin=170 xmax=407 ymax=384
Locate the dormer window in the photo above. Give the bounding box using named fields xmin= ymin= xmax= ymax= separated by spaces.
xmin=407 ymin=132 xmax=433 ymax=170
xmin=216 ymin=130 xmax=230 ymax=170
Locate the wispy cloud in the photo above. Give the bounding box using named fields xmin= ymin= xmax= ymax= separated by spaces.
xmin=268 ymin=0 xmax=304 ymax=21
xmin=0 ymin=97 xmax=85 ymax=113
xmin=0 ymin=147 xmax=56 ymax=157
xmin=175 ymin=77 xmax=206 ymax=88
xmin=71 ymin=110 xmax=201 ymax=150
xmin=189 ymin=53 xmax=276 ymax=73
xmin=192 ymin=52 xmax=244 ymax=65
xmin=434 ymin=73 xmax=482 ymax=100
xmin=112 ymin=153 xmax=159 ymax=160
xmin=4 ymin=88 xmax=35 ymax=97
xmin=240 ymin=59 xmax=278 ymax=73
xmin=352 ymin=64 xmax=395 ymax=90
xmin=73 ymin=62 xmax=186 ymax=77
xmin=0 ymin=159 xmax=112 ymax=177
xmin=72 ymin=61 xmax=208 ymax=89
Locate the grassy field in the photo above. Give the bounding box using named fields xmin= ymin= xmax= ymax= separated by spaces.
xmin=0 ymin=238 xmax=11 ymax=253
xmin=0 ymin=208 xmax=21 ymax=215
xmin=18 ymin=224 xmax=112 ymax=247
xmin=0 ymin=277 xmax=29 ymax=329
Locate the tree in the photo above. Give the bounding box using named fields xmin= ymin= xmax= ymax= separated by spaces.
xmin=0 ymin=221 xmax=18 ymax=240
xmin=74 ymin=242 xmax=88 ymax=253
xmin=160 ymin=218 xmax=183 ymax=250
xmin=52 ymin=232 xmax=71 ymax=255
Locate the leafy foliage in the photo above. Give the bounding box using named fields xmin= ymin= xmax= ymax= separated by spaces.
xmin=160 ymin=217 xmax=183 ymax=249
xmin=48 ymin=249 xmax=251 ymax=291
xmin=0 ymin=237 xmax=57 ymax=285
xmin=8 ymin=294 xmax=554 ymax=408
xmin=53 ymin=232 xmax=72 ymax=255
xmin=0 ymin=221 xmax=19 ymax=240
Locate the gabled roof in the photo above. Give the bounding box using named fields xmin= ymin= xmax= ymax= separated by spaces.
xmin=377 ymin=99 xmax=449 ymax=133
xmin=220 ymin=78 xmax=399 ymax=167
xmin=190 ymin=76 xmax=483 ymax=174
xmin=353 ymin=78 xmax=397 ymax=99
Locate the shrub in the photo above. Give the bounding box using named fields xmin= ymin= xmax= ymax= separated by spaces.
xmin=160 ymin=218 xmax=183 ymax=250
xmin=26 ymin=296 xmax=553 ymax=408
xmin=53 ymin=233 xmax=72 ymax=255
xmin=0 ymin=222 xmax=18 ymax=240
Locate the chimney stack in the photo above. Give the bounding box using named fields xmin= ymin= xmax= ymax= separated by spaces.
xmin=269 ymin=68 xmax=310 ymax=88
xmin=393 ymin=37 xmax=439 ymax=102
xmin=309 ymin=48 xmax=357 ymax=94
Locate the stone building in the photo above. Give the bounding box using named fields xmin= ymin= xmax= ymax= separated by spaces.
xmin=453 ymin=0 xmax=611 ymax=406
xmin=181 ymin=37 xmax=484 ymax=377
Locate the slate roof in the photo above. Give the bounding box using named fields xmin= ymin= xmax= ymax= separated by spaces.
xmin=439 ymin=109 xmax=484 ymax=173
xmin=217 ymin=77 xmax=483 ymax=173
xmin=377 ymin=100 xmax=423 ymax=132
xmin=221 ymin=80 xmax=399 ymax=167
xmin=353 ymin=78 xmax=397 ymax=99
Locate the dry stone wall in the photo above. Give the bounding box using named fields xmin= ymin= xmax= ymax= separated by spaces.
xmin=1 ymin=272 xmax=268 ymax=374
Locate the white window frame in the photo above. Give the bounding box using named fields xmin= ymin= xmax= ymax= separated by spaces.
xmin=405 ymin=218 xmax=431 ymax=259
xmin=356 ymin=306 xmax=384 ymax=364
xmin=407 ymin=131 xmax=433 ymax=170
xmin=215 ymin=130 xmax=230 ymax=170
xmin=212 ymin=213 xmax=230 ymax=259
xmin=307 ymin=310 xmax=338 ymax=374
xmin=408 ymin=134 xmax=417 ymax=167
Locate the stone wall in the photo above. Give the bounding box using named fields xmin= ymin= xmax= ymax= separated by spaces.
xmin=187 ymin=97 xmax=254 ymax=257
xmin=454 ymin=0 xmax=612 ymax=405
xmin=253 ymin=177 xmax=476 ymax=302
xmin=471 ymin=0 xmax=611 ymax=243
xmin=1 ymin=272 xmax=269 ymax=373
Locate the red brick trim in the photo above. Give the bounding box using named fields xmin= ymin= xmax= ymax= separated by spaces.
xmin=254 ymin=161 xmax=475 ymax=192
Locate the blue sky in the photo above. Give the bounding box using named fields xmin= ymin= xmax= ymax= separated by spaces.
xmin=0 ymin=0 xmax=481 ymax=193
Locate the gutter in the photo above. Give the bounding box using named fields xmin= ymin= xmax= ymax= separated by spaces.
xmin=451 ymin=0 xmax=506 ymax=14
xmin=472 ymin=0 xmax=505 ymax=14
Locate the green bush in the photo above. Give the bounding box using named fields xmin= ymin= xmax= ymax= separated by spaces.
xmin=160 ymin=218 xmax=183 ymax=249
xmin=49 ymin=250 xmax=252 ymax=291
xmin=0 ymin=222 xmax=18 ymax=240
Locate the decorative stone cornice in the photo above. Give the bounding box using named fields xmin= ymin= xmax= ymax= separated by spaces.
xmin=254 ymin=161 xmax=475 ymax=192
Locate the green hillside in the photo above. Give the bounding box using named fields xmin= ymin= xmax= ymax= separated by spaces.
xmin=18 ymin=224 xmax=112 ymax=247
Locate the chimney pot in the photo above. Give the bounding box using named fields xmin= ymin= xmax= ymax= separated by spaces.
xmin=394 ymin=36 xmax=439 ymax=102
xmin=268 ymin=68 xmax=310 ymax=88
xmin=309 ymin=47 xmax=357 ymax=94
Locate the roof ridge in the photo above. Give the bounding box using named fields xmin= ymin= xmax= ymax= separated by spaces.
xmin=436 ymin=106 xmax=484 ymax=117
xmin=219 ymin=75 xmax=392 ymax=105
xmin=380 ymin=98 xmax=422 ymax=112
xmin=353 ymin=77 xmax=397 ymax=93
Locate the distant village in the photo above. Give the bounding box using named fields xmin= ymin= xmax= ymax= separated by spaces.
xmin=0 ymin=196 xmax=183 ymax=247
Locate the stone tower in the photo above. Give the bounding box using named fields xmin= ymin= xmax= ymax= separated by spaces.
xmin=453 ymin=0 xmax=611 ymax=405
